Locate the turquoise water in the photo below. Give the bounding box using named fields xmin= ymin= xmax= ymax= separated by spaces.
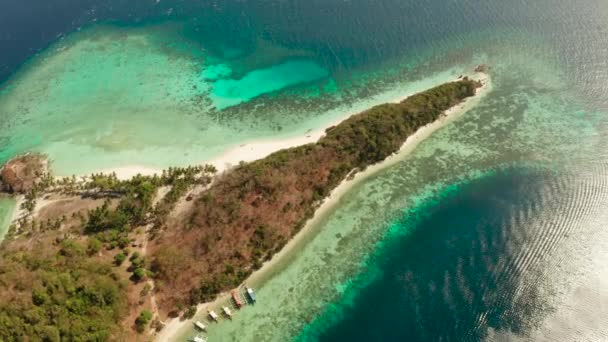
xmin=211 ymin=60 xmax=329 ymax=109
xmin=298 ymin=168 xmax=562 ymax=341
xmin=0 ymin=25 xmax=335 ymax=176
xmin=2 ymin=0 xmax=608 ymax=340
xmin=0 ymin=22 xmax=472 ymax=177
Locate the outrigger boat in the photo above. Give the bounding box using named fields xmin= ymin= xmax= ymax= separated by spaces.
xmin=191 ymin=334 xmax=207 ymax=342
xmin=231 ymin=290 xmax=244 ymax=308
xmin=245 ymin=286 xmax=256 ymax=303
xmin=194 ymin=321 xmax=207 ymax=331
xmin=208 ymin=310 xmax=220 ymax=322
xmin=222 ymin=306 xmax=233 ymax=319
xmin=190 ymin=334 xmax=207 ymax=342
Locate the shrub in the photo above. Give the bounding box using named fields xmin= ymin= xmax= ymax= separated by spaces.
xmin=133 ymin=268 xmax=146 ymax=282
xmin=135 ymin=310 xmax=153 ymax=332
xmin=183 ymin=306 xmax=197 ymax=319
xmin=31 ymin=289 xmax=48 ymax=306
xmin=130 ymin=252 xmax=140 ymax=262
xmin=114 ymin=252 xmax=127 ymax=266
xmin=140 ymin=283 xmax=152 ymax=297
xmin=87 ymin=238 xmax=102 ymax=256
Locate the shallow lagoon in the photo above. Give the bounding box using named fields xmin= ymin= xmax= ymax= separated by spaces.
xmin=0 ymin=22 xmax=478 ymax=177
xmin=211 ymin=60 xmax=329 ymax=109
xmin=0 ymin=25 xmax=332 ymax=176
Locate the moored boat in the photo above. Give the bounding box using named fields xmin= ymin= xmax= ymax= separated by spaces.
xmin=245 ymin=286 xmax=256 ymax=303
xmin=208 ymin=310 xmax=219 ymax=322
xmin=194 ymin=321 xmax=207 ymax=331
xmin=222 ymin=306 xmax=233 ymax=318
xmin=191 ymin=334 xmax=207 ymax=342
xmin=231 ymin=290 xmax=244 ymax=308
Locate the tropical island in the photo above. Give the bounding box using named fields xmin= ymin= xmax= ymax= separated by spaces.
xmin=0 ymin=75 xmax=486 ymax=340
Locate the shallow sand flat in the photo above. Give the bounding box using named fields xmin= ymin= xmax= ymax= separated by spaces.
xmin=0 ymin=21 xmax=477 ymax=180
xmin=100 ymin=69 xmax=477 ymax=180
xmin=0 ymin=24 xmax=331 ymax=177
xmin=0 ymin=21 xmax=476 ymax=180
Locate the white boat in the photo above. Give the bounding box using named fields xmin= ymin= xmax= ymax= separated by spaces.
xmin=191 ymin=334 xmax=207 ymax=342
xmin=222 ymin=306 xmax=232 ymax=318
xmin=208 ymin=310 xmax=219 ymax=322
xmin=194 ymin=321 xmax=206 ymax=331
xmin=246 ymin=287 xmax=256 ymax=303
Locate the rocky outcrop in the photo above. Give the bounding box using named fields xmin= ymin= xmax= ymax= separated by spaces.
xmin=0 ymin=154 xmax=48 ymax=194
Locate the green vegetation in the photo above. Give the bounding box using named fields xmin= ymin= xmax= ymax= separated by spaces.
xmin=151 ymin=165 xmax=216 ymax=236
xmin=135 ymin=310 xmax=153 ymax=333
xmin=87 ymin=237 xmax=103 ymax=255
xmin=151 ymin=79 xmax=482 ymax=310
xmin=0 ymin=165 xmax=216 ymax=339
xmin=81 ymin=167 xmax=215 ymax=282
xmin=85 ymin=166 xmax=215 ymax=240
xmin=0 ymin=239 xmax=127 ymax=340
xmin=114 ymin=252 xmax=127 ymax=266
xmin=183 ymin=306 xmax=197 ymax=319
xmin=140 ymin=284 xmax=152 ymax=298
xmin=133 ymin=268 xmax=147 ymax=282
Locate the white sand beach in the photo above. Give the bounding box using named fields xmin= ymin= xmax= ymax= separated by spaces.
xmin=93 ymin=74 xmax=485 ymax=181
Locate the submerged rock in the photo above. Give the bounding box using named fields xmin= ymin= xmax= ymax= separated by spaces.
xmin=474 ymin=64 xmax=490 ymax=73
xmin=0 ymin=153 xmax=48 ymax=194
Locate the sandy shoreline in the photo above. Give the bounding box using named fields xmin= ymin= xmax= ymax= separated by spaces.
xmin=154 ymin=72 xmax=491 ymax=341
xmin=87 ymin=74 xmax=479 ymax=181
xmin=9 ymin=195 xmax=25 ymax=226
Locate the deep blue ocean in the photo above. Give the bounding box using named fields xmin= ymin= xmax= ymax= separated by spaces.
xmin=304 ymin=169 xmax=563 ymax=341
xmin=2 ymin=1 xmax=608 ymax=341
